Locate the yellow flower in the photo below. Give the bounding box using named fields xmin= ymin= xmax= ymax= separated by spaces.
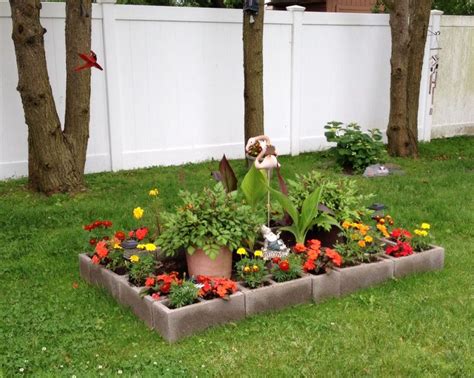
xmin=420 ymin=230 xmax=428 ymax=237
xmin=133 ymin=207 xmax=144 ymax=220
xmin=252 ymin=265 xmax=260 ymax=272
xmin=351 ymin=233 xmax=360 ymax=241
xmin=237 ymin=248 xmax=248 ymax=256
xmin=149 ymin=188 xmax=159 ymax=197
xmin=421 ymin=223 xmax=430 ymax=230
xmin=243 ymin=266 xmax=251 ymax=273
xmin=254 ymin=250 xmax=263 ymax=258
xmin=145 ymin=243 xmax=156 ymax=251
xmin=358 ymin=240 xmax=366 ymax=248
xmin=113 ymin=243 xmax=123 ymax=249
xmin=377 ymin=224 xmax=390 ymax=238
xmin=137 ymin=244 xmax=145 ymax=249
xmin=130 ymin=255 xmax=140 ymax=263
xmin=342 ymin=220 xmax=351 ymax=229
xmin=364 ymin=236 xmax=373 ymax=243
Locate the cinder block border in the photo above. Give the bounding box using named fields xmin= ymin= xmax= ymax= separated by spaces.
xmin=311 ymin=270 xmax=341 ymax=303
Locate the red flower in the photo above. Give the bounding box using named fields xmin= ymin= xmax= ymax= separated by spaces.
xmin=303 ymin=259 xmax=316 ymax=272
xmin=89 ymin=238 xmax=97 ymax=246
xmin=391 ymin=228 xmax=412 ymax=240
xmin=325 ymin=248 xmax=343 ymax=267
xmin=279 ymin=260 xmax=290 ymax=272
xmin=95 ymin=241 xmax=108 ymax=259
xmin=386 ymin=241 xmax=413 ymax=258
xmin=135 ymin=227 xmax=148 ymax=241
xmin=294 ymin=243 xmax=306 ymax=253
xmin=307 ymin=249 xmax=320 ymax=260
xmin=93 ymin=221 xmax=102 ymax=228
xmin=145 ymin=277 xmax=155 ymax=287
xmin=128 ymin=230 xmax=134 ymax=238
xmin=307 ymin=239 xmax=321 ymax=251
xmin=102 ymin=236 xmax=110 ymax=241
xmin=115 ymin=231 xmax=126 ymax=241
xmin=91 ymin=255 xmax=100 ymax=264
xmin=103 ymin=220 xmax=113 ymax=228
xmin=84 ymin=224 xmax=92 ymax=232
xmin=272 ymin=257 xmax=281 ymax=264
xmin=161 ymin=282 xmax=171 ymax=294
xmin=72 ymin=282 xmax=79 ymax=289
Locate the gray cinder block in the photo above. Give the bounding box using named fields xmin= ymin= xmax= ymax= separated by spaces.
xmin=311 ymin=270 xmax=341 ymax=303
xmin=384 ymin=245 xmax=445 ymax=278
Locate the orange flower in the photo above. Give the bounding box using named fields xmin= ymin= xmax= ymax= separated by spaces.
xmin=307 ymin=239 xmax=321 ymax=251
xmin=377 ymin=224 xmax=390 ymax=238
xmin=95 ymin=241 xmax=108 ymax=259
xmin=307 ymin=249 xmax=320 ymax=260
xmin=358 ymin=240 xmax=366 ymax=248
xmin=91 ymin=255 xmax=100 ymax=264
xmin=294 ymin=243 xmax=306 ymax=253
xmin=325 ymin=248 xmax=343 ymax=267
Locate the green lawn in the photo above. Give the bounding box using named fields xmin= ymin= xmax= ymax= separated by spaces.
xmin=1 ymin=137 xmax=473 ymax=376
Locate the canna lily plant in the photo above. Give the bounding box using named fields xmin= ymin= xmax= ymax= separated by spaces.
xmin=269 ymin=185 xmax=339 ymax=244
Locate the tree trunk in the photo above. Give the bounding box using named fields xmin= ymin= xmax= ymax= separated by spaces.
xmin=9 ymin=0 xmax=92 ymax=194
xmin=64 ymin=0 xmax=92 ymax=176
xmin=386 ymin=0 xmax=431 ymax=157
xmin=243 ymin=2 xmax=265 ymax=146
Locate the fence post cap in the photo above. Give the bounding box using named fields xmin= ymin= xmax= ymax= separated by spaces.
xmin=286 ymin=5 xmax=306 ymax=12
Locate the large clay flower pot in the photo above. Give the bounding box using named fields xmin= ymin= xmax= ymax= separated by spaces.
xmin=186 ymin=246 xmax=232 ymax=278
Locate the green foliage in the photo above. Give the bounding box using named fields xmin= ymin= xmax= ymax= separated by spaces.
xmin=235 ymin=257 xmax=268 ymax=288
xmin=432 ymin=0 xmax=474 ymax=15
xmin=168 ymin=280 xmax=199 ymax=309
xmin=158 ymin=184 xmax=260 ymax=259
xmin=324 ymin=121 xmax=387 ymax=173
xmin=105 ymin=249 xmax=128 ymax=274
xmin=241 ymin=165 xmax=268 ymax=209
xmin=287 ymin=171 xmax=374 ymax=222
xmin=128 ymin=254 xmax=155 ymax=286
xmin=271 ymin=254 xmax=303 ymax=283
xmin=270 ymin=185 xmax=338 ymax=244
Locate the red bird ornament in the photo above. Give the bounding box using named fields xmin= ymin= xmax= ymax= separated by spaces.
xmin=74 ymin=50 xmax=103 ymax=72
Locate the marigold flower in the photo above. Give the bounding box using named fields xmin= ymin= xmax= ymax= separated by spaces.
xmin=91 ymin=255 xmax=100 ymax=264
xmin=294 ymin=243 xmax=306 ymax=253
xmin=414 ymin=229 xmax=428 ymax=237
xmin=237 ymin=248 xmax=248 ymax=256
xmin=252 ymin=265 xmax=260 ymax=272
xmin=377 ymin=224 xmax=390 ymax=238
xmin=325 ymin=248 xmax=343 ymax=267
xmin=272 ymin=257 xmax=281 ymax=264
xmin=243 ymin=266 xmax=251 ymax=273
xmin=358 ymin=240 xmax=366 ymax=248
xmin=421 ymin=223 xmax=430 ymax=230
xmin=95 ymin=241 xmax=108 ymax=259
xmin=307 ymin=239 xmax=321 ymax=251
xmin=254 ymin=250 xmax=263 ymax=258
xmin=342 ymin=220 xmax=351 ymax=229
xmin=145 ymin=277 xmax=155 ymax=287
xmin=115 ymin=231 xmax=126 ymax=241
xmin=149 ymin=188 xmax=159 ymax=197
xmin=364 ymin=236 xmax=373 ymax=243
xmin=279 ymin=260 xmax=290 ymax=272
xmin=113 ymin=243 xmax=123 ymax=249
xmin=135 ymin=227 xmax=148 ymax=241
xmin=133 ymin=207 xmax=144 ymax=220
xmin=151 ymin=293 xmax=160 ymax=300
xmin=145 ymin=243 xmax=157 ymax=251
xmin=130 ymin=255 xmax=140 ymax=263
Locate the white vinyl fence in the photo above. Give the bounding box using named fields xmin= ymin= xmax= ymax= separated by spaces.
xmin=0 ymin=2 xmax=461 ymax=180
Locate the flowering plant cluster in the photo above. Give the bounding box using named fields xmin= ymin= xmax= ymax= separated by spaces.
xmin=196 ymin=275 xmax=238 ymax=300
xmin=385 ymin=227 xmax=414 ymax=258
xmin=270 ymin=254 xmax=302 ymax=283
xmin=90 ymin=240 xmax=110 ymax=265
xmin=141 ymin=272 xmax=180 ymax=300
xmin=128 ymin=254 xmax=155 ymax=286
xmin=374 ymin=215 xmax=394 ymax=238
xmin=294 ymin=239 xmax=343 ymax=274
xmin=412 ymin=223 xmax=433 ymax=251
xmin=128 ymin=227 xmax=149 ymax=242
xmin=235 ymin=248 xmax=268 ymax=288
xmin=335 ymin=220 xmax=383 ymax=265
xmin=83 ymin=220 xmax=112 ymax=248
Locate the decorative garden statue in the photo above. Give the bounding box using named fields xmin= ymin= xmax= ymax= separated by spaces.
xmin=260 ymin=225 xmax=290 ymax=260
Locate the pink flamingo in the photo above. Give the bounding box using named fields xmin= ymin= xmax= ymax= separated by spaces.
xmin=245 ymin=135 xmax=280 ymax=171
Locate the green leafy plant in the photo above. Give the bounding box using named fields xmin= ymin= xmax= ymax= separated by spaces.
xmin=235 ymin=250 xmax=268 ymax=288
xmin=270 ymin=185 xmax=338 ymax=244
xmin=168 ymin=280 xmax=199 ymax=309
xmin=105 ymin=248 xmax=128 ymax=274
xmin=287 ymin=170 xmax=373 ymax=221
xmin=241 ymin=165 xmax=268 ymax=209
xmin=412 ymin=222 xmax=434 ymax=251
xmin=270 ymin=254 xmax=303 ymax=282
xmin=324 ymin=121 xmax=386 ymax=173
xmin=128 ymin=254 xmax=155 ymax=286
xmin=158 ymin=184 xmax=261 ymax=259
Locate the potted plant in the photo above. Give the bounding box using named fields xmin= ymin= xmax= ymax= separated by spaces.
xmin=158 ymin=184 xmax=260 ymax=278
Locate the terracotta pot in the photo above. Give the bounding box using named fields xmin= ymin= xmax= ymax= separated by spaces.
xmin=186 ymin=246 xmax=232 ymax=278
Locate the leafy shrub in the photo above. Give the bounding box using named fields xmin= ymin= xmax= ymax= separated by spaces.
xmin=324 ymin=121 xmax=386 ymax=173
xmin=287 ymin=170 xmax=373 ymax=221
xmin=158 ymin=184 xmax=261 ymax=259
xmin=168 ymin=280 xmax=199 ymax=309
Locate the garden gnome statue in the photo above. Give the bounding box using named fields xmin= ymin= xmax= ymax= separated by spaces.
xmin=260 ymin=225 xmax=290 ymax=260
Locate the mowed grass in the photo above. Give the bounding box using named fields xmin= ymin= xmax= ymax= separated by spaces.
xmin=0 ymin=137 xmax=473 ymax=376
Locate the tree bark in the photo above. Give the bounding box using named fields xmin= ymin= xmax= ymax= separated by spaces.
xmin=243 ymin=2 xmax=265 ymax=146
xmin=64 ymin=0 xmax=92 ymax=176
xmin=9 ymin=0 xmax=92 ymax=194
xmin=386 ymin=0 xmax=431 ymax=157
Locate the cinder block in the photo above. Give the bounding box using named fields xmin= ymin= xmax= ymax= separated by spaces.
xmin=240 ymin=275 xmax=312 ymax=316
xmin=78 ymin=254 xmax=91 ymax=283
xmin=117 ymin=280 xmax=154 ymax=329
xmin=151 ymin=292 xmax=246 ymax=343
xmin=311 ymin=270 xmax=341 ymax=303
xmin=100 ymin=268 xmax=127 ymax=299
xmin=335 ymin=258 xmax=394 ymax=296
xmin=384 ymin=245 xmax=445 ymax=278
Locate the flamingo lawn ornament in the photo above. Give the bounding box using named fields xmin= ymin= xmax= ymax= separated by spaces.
xmin=245 ymin=135 xmax=281 ymax=226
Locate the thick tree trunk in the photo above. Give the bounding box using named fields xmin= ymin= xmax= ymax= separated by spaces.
xmin=9 ymin=0 xmax=92 ymax=194
xmin=64 ymin=0 xmax=92 ymax=175
xmin=386 ymin=0 xmax=431 ymax=157
xmin=243 ymin=2 xmax=265 ymax=146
